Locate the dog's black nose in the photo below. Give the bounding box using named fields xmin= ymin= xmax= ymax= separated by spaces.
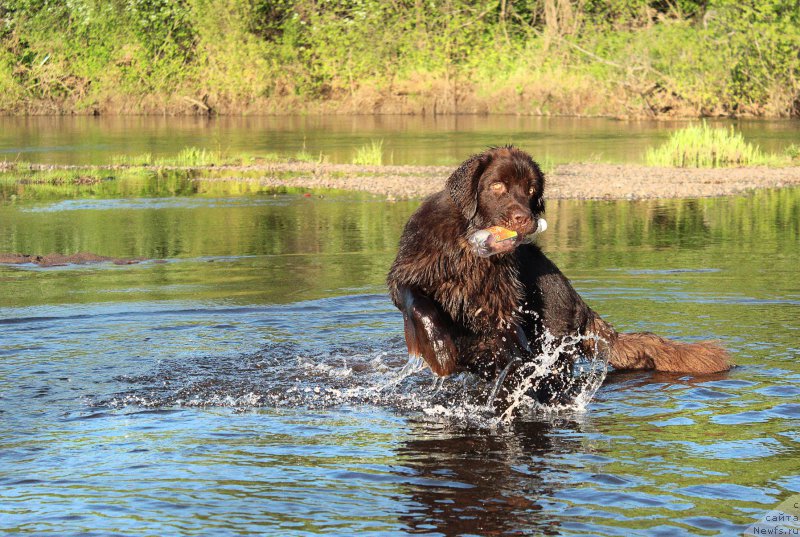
xmin=511 ymin=210 xmax=531 ymax=227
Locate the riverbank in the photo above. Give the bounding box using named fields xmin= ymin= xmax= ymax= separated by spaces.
xmin=5 ymin=162 xmax=800 ymax=200
xmin=197 ymin=163 xmax=800 ymax=199
xmin=3 ymin=2 xmax=799 ymax=119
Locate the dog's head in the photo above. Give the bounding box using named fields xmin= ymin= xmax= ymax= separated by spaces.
xmin=446 ymin=146 xmax=545 ymax=237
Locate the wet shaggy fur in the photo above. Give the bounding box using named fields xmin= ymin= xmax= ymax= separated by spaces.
xmin=387 ymin=146 xmax=731 ymax=384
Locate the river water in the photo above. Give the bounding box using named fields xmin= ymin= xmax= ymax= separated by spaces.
xmin=1 ymin=115 xmax=799 ymax=165
xmin=1 ymin=118 xmax=799 ymax=536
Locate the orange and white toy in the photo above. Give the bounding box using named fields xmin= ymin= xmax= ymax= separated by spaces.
xmin=468 ymin=218 xmax=547 ymax=257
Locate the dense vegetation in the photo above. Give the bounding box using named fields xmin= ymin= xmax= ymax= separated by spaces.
xmin=1 ymin=0 xmax=798 ymax=117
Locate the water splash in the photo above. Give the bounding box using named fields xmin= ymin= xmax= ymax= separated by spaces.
xmin=492 ymin=330 xmax=608 ymax=423
xmin=98 ymin=332 xmax=607 ymax=426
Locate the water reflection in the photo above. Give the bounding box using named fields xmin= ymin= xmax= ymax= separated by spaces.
xmin=1 ymin=115 xmax=798 ymax=165
xmin=1 ymin=183 xmax=799 ymax=536
xmin=398 ymin=419 xmax=575 ymax=535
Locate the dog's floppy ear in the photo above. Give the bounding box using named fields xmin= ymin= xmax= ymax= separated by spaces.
xmin=532 ymin=195 xmax=546 ymax=215
xmin=528 ymin=157 xmax=546 ymax=215
xmin=446 ymin=152 xmax=490 ymax=222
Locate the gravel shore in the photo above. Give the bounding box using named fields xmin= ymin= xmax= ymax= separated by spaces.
xmin=8 ymin=161 xmax=800 ymax=199
xmin=189 ymin=162 xmax=800 ymax=200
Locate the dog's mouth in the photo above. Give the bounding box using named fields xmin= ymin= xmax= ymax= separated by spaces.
xmin=468 ymin=225 xmax=523 ymax=257
xmin=469 ymin=218 xmax=547 ymax=258
xmin=498 ymin=219 xmax=537 ymax=238
xmin=490 ymin=216 xmax=546 ymax=243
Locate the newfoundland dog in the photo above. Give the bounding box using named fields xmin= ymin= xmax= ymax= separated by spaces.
xmin=387 ymin=146 xmax=730 ymax=403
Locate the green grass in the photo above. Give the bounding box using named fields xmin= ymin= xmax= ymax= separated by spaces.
xmin=110 ymin=153 xmax=155 ymax=166
xmin=109 ymin=147 xmax=327 ymax=167
xmin=0 ymin=166 xmax=317 ymax=202
xmin=289 ymin=149 xmax=327 ymax=164
xmin=351 ymin=140 xmax=384 ymax=166
xmin=784 ymin=144 xmax=800 ymax=161
xmin=111 ymin=148 xmax=244 ymax=167
xmin=0 ymin=146 xmax=335 ymax=202
xmin=0 ymin=168 xmax=115 ymax=185
xmin=645 ymin=123 xmax=783 ymax=168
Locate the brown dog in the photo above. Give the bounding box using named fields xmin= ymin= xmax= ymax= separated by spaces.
xmin=387 ymin=146 xmax=730 ymax=400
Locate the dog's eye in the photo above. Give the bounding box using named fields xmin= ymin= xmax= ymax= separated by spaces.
xmin=489 ymin=182 xmax=506 ymax=193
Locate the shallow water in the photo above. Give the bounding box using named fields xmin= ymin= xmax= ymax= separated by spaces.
xmin=1 ymin=115 xmax=799 ymax=165
xmin=1 ymin=185 xmax=799 ymax=535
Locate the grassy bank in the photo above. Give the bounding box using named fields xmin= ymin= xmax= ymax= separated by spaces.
xmin=646 ymin=123 xmax=799 ymax=167
xmin=3 ymin=137 xmax=800 ymax=203
xmin=1 ymin=1 xmax=799 ymax=118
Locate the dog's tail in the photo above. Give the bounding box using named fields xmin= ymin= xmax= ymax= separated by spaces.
xmin=583 ymin=314 xmax=731 ymax=374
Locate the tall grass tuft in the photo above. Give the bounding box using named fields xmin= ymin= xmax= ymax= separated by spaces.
xmin=111 ymin=153 xmax=154 ymax=166
xmin=645 ymin=123 xmax=774 ymax=168
xmin=291 ymin=149 xmax=326 ymax=163
xmin=111 ymin=148 xmax=227 ymax=167
xmin=784 ymin=144 xmax=800 ymax=161
xmin=157 ymin=147 xmax=224 ymax=167
xmin=109 ymin=148 xmax=331 ymax=167
xmin=352 ymin=140 xmax=383 ymax=166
